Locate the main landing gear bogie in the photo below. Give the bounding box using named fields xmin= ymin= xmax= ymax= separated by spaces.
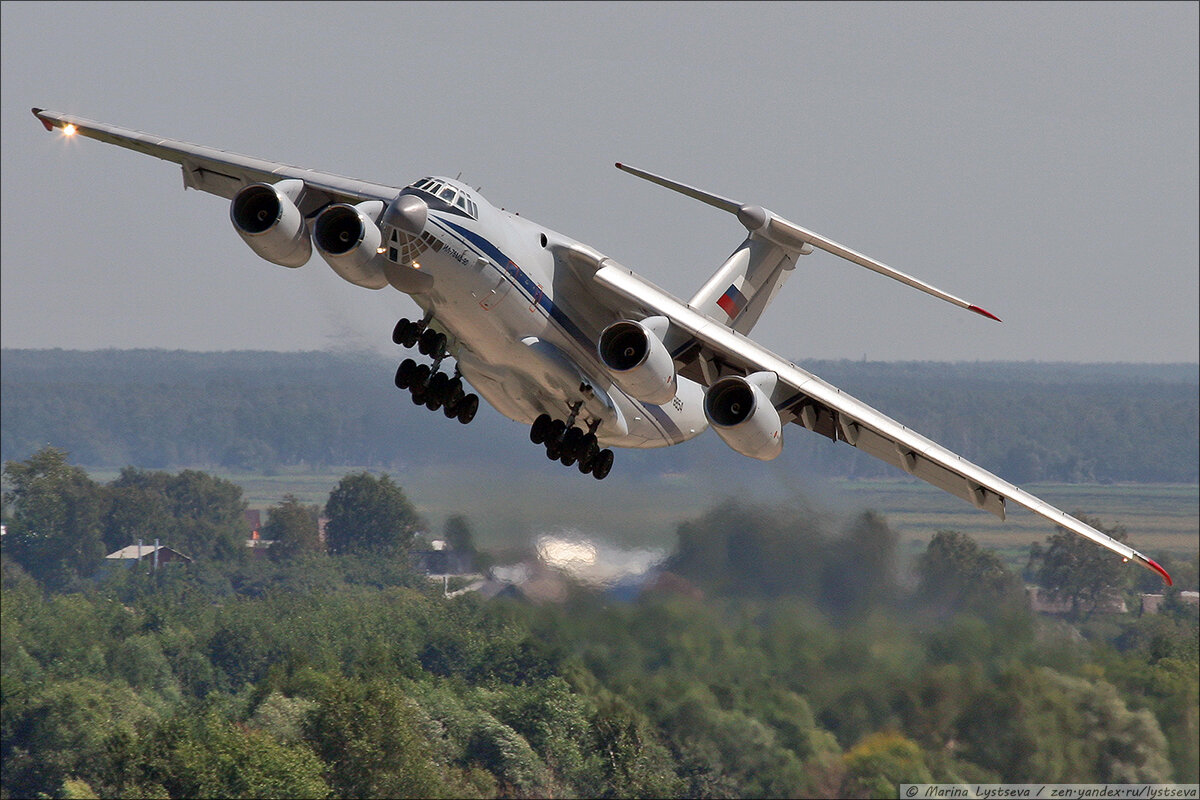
xmin=530 ymin=412 xmax=614 ymax=480
xmin=392 ymin=318 xmax=479 ymax=425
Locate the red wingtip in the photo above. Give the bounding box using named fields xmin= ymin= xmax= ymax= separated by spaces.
xmin=31 ymin=108 xmax=53 ymax=132
xmin=968 ymin=304 xmax=1002 ymax=323
xmin=1141 ymin=555 xmax=1173 ymax=586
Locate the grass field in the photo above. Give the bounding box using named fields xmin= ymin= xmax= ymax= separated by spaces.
xmin=824 ymin=480 xmax=1199 ymax=563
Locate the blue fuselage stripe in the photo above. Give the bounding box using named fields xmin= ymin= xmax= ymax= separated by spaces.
xmin=429 ymin=215 xmax=685 ymax=442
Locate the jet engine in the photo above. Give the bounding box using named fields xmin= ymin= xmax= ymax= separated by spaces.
xmin=312 ymin=200 xmax=388 ymax=289
xmin=703 ymin=371 xmax=783 ymax=460
xmin=229 ymin=179 xmax=311 ymax=267
xmin=597 ymin=316 xmax=677 ymax=405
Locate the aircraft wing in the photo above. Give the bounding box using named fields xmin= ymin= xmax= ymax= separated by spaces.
xmin=32 ymin=108 xmax=397 ymax=206
xmin=591 ymin=262 xmax=1174 ymax=586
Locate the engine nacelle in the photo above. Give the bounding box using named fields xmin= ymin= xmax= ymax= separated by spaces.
xmin=597 ymin=316 xmax=677 ymax=405
xmin=312 ymin=200 xmax=387 ymax=289
xmin=229 ymin=179 xmax=312 ymax=267
xmin=703 ymin=371 xmax=783 ymax=460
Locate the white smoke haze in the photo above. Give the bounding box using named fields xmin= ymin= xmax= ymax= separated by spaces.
xmin=535 ymin=527 xmax=666 ymax=587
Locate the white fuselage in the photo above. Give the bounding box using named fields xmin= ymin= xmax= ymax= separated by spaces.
xmin=382 ymin=178 xmax=708 ymax=449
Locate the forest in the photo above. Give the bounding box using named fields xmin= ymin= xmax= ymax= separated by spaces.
xmin=2 ymin=349 xmax=1197 ymax=484
xmin=2 ymin=447 xmax=1197 ymax=799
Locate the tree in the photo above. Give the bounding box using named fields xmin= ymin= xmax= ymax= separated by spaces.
xmin=443 ymin=514 xmax=477 ymax=556
xmin=263 ymin=494 xmax=322 ymax=561
xmin=1 ymin=447 xmax=106 ymax=588
xmin=323 ymin=473 xmax=419 ymax=556
xmin=1028 ymin=515 xmax=1129 ymax=619
xmin=917 ymin=530 xmax=1026 ymax=617
xmin=110 ymin=468 xmax=247 ymax=561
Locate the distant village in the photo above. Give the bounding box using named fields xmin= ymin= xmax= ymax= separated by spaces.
xmin=81 ymin=513 xmax=1199 ymax=618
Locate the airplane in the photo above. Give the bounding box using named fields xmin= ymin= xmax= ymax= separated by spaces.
xmin=30 ymin=108 xmax=1172 ymax=586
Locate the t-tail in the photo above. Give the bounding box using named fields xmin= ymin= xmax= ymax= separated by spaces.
xmin=615 ymin=163 xmax=1001 ymax=332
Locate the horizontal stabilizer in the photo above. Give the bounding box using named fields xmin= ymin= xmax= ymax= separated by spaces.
xmin=615 ymin=162 xmax=1001 ymax=322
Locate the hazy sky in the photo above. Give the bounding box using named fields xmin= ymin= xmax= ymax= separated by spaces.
xmin=3 ymin=2 xmax=1197 ymax=363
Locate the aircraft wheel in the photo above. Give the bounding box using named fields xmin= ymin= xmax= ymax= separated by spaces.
xmin=424 ymin=376 xmax=445 ymax=410
xmin=577 ymin=436 xmax=600 ymax=471
xmin=392 ymin=318 xmax=416 ymax=346
xmin=562 ymin=427 xmax=584 ymax=458
xmin=559 ymin=443 xmax=578 ymax=468
xmin=445 ymin=378 xmax=464 ymax=405
xmin=409 ymin=364 xmax=431 ymax=403
xmin=591 ymin=449 xmax=614 ymax=480
xmin=418 ymin=329 xmax=446 ymax=356
xmin=394 ymin=358 xmax=417 ymax=389
xmin=442 ymin=398 xmax=460 ymax=418
xmin=456 ymin=394 xmax=479 ymax=424
xmin=530 ymin=414 xmax=553 ymax=444
xmin=546 ymin=419 xmax=567 ymax=446
xmin=546 ymin=443 xmax=562 ymax=461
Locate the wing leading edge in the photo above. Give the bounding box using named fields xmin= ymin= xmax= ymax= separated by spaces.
xmin=592 ymin=262 xmax=1172 ymax=586
xmin=31 ymin=108 xmax=396 ymax=205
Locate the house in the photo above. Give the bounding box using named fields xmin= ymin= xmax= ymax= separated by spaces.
xmin=105 ymin=543 xmax=192 ymax=568
xmin=411 ymin=539 xmax=475 ymax=577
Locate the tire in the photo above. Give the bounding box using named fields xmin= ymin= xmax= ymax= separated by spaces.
xmin=562 ymin=427 xmax=584 ymax=458
xmin=530 ymin=413 xmax=552 ymax=444
xmin=456 ymin=394 xmax=479 ymax=424
xmin=394 ymin=358 xmax=417 ymax=389
xmin=418 ymin=328 xmax=440 ymax=356
xmin=591 ymin=449 xmax=614 ymax=480
xmin=392 ymin=318 xmax=414 ymax=346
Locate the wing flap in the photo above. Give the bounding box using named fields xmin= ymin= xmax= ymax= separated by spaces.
xmin=32 ymin=108 xmax=397 ymax=204
xmin=592 ymin=262 xmax=1169 ymax=584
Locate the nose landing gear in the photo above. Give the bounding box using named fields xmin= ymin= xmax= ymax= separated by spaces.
xmin=392 ymin=317 xmax=479 ymax=425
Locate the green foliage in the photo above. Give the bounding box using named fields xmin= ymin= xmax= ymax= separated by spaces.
xmin=917 ymin=530 xmax=1028 ymax=618
xmin=840 ymin=731 xmax=934 ymax=798
xmin=1 ymin=452 xmax=1194 ymax=797
xmin=143 ymin=710 xmax=330 ymax=799
xmin=302 ymin=677 xmax=450 ymax=798
xmin=324 ymin=472 xmax=420 ymax=556
xmin=262 ymin=493 xmax=322 ymax=560
xmin=111 ymin=467 xmax=248 ymax=561
xmin=2 ymin=446 xmax=107 ymax=588
xmin=1029 ymin=515 xmax=1130 ymax=619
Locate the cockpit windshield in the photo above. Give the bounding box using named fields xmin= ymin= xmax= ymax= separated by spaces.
xmin=408 ymin=177 xmax=478 ymax=219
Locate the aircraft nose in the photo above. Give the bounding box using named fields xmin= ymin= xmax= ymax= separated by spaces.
xmin=382 ymin=193 xmax=428 ymax=235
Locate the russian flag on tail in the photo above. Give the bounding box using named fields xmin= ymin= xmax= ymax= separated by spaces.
xmin=716 ymin=283 xmax=749 ymax=319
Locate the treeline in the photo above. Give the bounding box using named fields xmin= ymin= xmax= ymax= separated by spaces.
xmin=2 ymin=450 xmax=1197 ymax=798
xmin=2 ymin=349 xmax=1196 ymax=483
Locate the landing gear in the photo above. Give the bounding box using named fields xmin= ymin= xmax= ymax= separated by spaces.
xmin=529 ymin=411 xmax=613 ymax=479
xmin=391 ymin=317 xmax=478 ymax=426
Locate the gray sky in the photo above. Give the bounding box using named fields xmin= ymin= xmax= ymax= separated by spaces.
xmin=3 ymin=1 xmax=1197 ymax=363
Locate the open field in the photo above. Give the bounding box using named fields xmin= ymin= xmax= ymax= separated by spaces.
xmin=85 ymin=466 xmax=1198 ymax=566
xmin=825 ymin=480 xmax=1199 ymax=563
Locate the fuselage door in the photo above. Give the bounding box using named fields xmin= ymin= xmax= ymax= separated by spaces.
xmin=477 ymin=257 xmax=512 ymax=310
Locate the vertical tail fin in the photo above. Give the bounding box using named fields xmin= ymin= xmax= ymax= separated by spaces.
xmin=690 ymin=236 xmax=797 ymax=334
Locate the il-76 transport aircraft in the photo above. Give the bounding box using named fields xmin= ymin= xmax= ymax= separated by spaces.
xmin=31 ymin=108 xmax=1172 ymax=585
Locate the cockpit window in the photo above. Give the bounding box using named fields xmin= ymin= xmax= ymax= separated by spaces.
xmin=405 ymin=178 xmax=477 ymax=219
